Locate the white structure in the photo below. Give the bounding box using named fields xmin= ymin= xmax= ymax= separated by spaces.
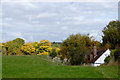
xmin=91 ymin=49 xmax=111 ymax=67
xmin=53 ymin=57 xmax=61 ymax=65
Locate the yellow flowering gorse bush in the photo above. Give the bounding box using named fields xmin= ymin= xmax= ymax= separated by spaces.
xmin=37 ymin=40 xmax=52 ymax=55
xmin=21 ymin=43 xmax=35 ymax=55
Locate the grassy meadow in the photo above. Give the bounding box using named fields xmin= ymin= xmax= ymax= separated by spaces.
xmin=2 ymin=55 xmax=118 ymax=78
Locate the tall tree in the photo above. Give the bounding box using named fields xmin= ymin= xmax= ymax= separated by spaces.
xmin=102 ymin=21 xmax=120 ymax=49
xmin=6 ymin=38 xmax=25 ymax=55
xmin=59 ymin=33 xmax=92 ymax=65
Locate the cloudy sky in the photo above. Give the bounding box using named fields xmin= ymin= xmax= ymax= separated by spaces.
xmin=1 ymin=0 xmax=119 ymax=43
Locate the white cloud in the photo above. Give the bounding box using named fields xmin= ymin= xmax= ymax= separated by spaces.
xmin=73 ymin=16 xmax=85 ymax=21
xmin=61 ymin=26 xmax=68 ymax=30
xmin=63 ymin=16 xmax=84 ymax=21
xmin=4 ymin=17 xmax=13 ymax=21
xmin=56 ymin=21 xmax=60 ymax=24
xmin=2 ymin=2 xmax=117 ymax=42
xmin=36 ymin=13 xmax=57 ymax=18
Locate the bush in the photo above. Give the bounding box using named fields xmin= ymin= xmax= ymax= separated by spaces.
xmin=16 ymin=49 xmax=24 ymax=55
xmin=6 ymin=38 xmax=25 ymax=55
xmin=104 ymin=49 xmax=118 ymax=64
xmin=21 ymin=43 xmax=35 ymax=55
xmin=110 ymin=50 xmax=114 ymax=57
xmin=49 ymin=49 xmax=57 ymax=59
xmin=59 ymin=33 xmax=91 ymax=65
xmin=2 ymin=48 xmax=7 ymax=55
xmin=38 ymin=40 xmax=52 ymax=55
xmin=69 ymin=47 xmax=88 ymax=65
xmin=37 ymin=51 xmax=49 ymax=55
xmin=114 ymin=49 xmax=118 ymax=61
xmin=32 ymin=41 xmax=39 ymax=54
xmin=49 ymin=48 xmax=60 ymax=59
xmin=104 ymin=56 xmax=111 ymax=64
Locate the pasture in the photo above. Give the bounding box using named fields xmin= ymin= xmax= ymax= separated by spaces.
xmin=2 ymin=55 xmax=118 ymax=78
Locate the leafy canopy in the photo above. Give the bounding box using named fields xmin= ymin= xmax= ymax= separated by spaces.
xmin=102 ymin=21 xmax=120 ymax=49
xmin=6 ymin=38 xmax=25 ymax=55
xmin=59 ymin=33 xmax=93 ymax=65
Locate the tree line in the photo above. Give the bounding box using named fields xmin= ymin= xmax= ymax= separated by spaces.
xmin=1 ymin=39 xmax=58 ymax=56
xmin=0 ymin=20 xmax=119 ymax=65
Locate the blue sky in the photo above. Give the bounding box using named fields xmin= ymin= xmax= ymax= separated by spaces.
xmin=1 ymin=0 xmax=119 ymax=43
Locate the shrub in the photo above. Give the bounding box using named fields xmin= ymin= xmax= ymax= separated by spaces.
xmin=114 ymin=49 xmax=118 ymax=61
xmin=110 ymin=50 xmax=114 ymax=57
xmin=32 ymin=41 xmax=39 ymax=54
xmin=104 ymin=49 xmax=118 ymax=64
xmin=110 ymin=49 xmax=119 ymax=61
xmin=2 ymin=48 xmax=7 ymax=55
xmin=59 ymin=33 xmax=91 ymax=65
xmin=16 ymin=49 xmax=24 ymax=55
xmin=49 ymin=48 xmax=60 ymax=59
xmin=104 ymin=56 xmax=111 ymax=64
xmin=37 ymin=51 xmax=49 ymax=55
xmin=38 ymin=40 xmax=52 ymax=55
xmin=21 ymin=43 xmax=35 ymax=55
xmin=6 ymin=38 xmax=25 ymax=55
xmin=49 ymin=49 xmax=57 ymax=59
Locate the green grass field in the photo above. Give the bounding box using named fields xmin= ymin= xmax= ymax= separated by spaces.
xmin=2 ymin=55 xmax=118 ymax=78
